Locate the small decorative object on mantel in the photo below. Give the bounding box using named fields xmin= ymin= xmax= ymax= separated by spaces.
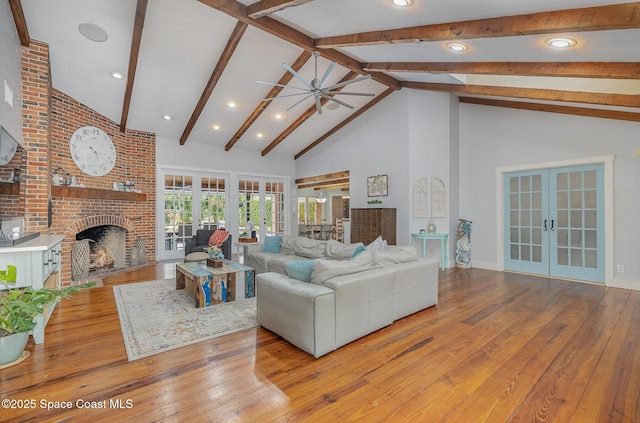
xmin=456 ymin=219 xmax=472 ymax=269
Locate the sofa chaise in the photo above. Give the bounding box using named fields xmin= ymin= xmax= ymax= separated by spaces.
xmin=248 ymin=236 xmax=440 ymax=358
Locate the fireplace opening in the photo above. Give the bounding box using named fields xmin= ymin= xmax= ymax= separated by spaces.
xmin=76 ymin=225 xmax=126 ymax=274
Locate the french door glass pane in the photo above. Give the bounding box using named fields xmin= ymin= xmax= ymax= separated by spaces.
xmin=265 ymin=181 xmax=285 ymax=236
xmin=238 ymin=179 xmax=260 ymax=238
xmin=200 ymin=177 xmax=226 ymax=229
xmin=507 ymin=174 xmax=544 ymax=267
xmin=164 ymin=174 xmax=193 ymax=251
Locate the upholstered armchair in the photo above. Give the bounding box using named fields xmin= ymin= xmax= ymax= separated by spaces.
xmin=185 ymin=229 xmax=232 ymax=259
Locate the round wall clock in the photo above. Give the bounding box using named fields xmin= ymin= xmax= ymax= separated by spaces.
xmin=69 ymin=126 xmax=116 ymax=176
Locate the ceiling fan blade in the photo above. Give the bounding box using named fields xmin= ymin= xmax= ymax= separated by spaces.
xmin=315 ymin=94 xmax=323 ymax=115
xmin=286 ymin=93 xmax=314 ymax=111
xmin=283 ymin=63 xmax=313 ymax=90
xmin=320 ymin=94 xmax=354 ymax=109
xmin=324 ymin=74 xmax=372 ymax=91
xmin=323 ymin=91 xmax=376 ymax=97
xmin=264 ymin=92 xmax=314 ymax=101
xmin=256 ymin=80 xmax=309 ymax=91
xmin=318 ymin=61 xmax=336 ymax=89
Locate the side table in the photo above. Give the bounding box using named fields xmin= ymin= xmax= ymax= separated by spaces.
xmin=411 ymin=232 xmax=449 ymax=270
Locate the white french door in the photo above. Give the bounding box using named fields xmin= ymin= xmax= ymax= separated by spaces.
xmin=504 ymin=164 xmax=605 ymax=283
xmin=158 ymin=169 xmax=228 ymax=260
xmin=238 ymin=176 xmax=287 ymax=241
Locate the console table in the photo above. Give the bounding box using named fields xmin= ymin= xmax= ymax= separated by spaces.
xmin=411 ymin=232 xmax=449 ymax=270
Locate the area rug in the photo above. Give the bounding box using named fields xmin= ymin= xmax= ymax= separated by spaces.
xmin=113 ymin=278 xmax=257 ymax=361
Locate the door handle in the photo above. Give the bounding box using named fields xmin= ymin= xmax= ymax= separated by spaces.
xmin=550 ymin=219 xmax=555 ymax=231
xmin=543 ymin=219 xmax=548 ymax=231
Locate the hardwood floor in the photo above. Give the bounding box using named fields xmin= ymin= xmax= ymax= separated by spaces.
xmin=2 ymin=263 xmax=639 ymax=422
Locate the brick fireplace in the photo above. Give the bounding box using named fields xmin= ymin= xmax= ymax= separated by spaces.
xmin=17 ymin=41 xmax=156 ymax=286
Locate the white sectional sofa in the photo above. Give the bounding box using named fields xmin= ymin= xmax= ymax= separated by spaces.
xmin=248 ymin=236 xmax=440 ymax=358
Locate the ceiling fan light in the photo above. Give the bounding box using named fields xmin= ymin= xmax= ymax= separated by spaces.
xmin=545 ymin=37 xmax=577 ymax=48
xmin=317 ymin=192 xmax=327 ymax=203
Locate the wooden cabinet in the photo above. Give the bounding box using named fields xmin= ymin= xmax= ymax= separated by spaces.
xmin=350 ymin=208 xmax=396 ymax=245
xmin=0 ymin=234 xmax=64 ymax=344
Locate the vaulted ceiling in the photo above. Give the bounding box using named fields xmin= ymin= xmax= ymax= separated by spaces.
xmin=12 ymin=0 xmax=640 ymax=159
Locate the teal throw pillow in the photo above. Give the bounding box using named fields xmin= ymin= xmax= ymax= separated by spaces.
xmin=351 ymin=245 xmax=366 ymax=258
xmin=262 ymin=235 xmax=282 ymax=253
xmin=285 ymin=260 xmax=316 ymax=283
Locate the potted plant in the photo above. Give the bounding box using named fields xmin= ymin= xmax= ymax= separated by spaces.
xmin=0 ymin=281 xmax=94 ymax=365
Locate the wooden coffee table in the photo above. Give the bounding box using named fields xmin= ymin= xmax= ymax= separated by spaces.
xmin=175 ymin=261 xmax=254 ymax=308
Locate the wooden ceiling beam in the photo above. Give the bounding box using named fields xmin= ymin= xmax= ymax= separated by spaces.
xmin=8 ymin=0 xmax=30 ymax=46
xmin=295 ymin=171 xmax=349 ymax=184
xmin=364 ymin=62 xmax=640 ymax=79
xmin=295 ymin=88 xmax=396 ymax=159
xmin=313 ymin=184 xmax=350 ymax=191
xmin=180 ymin=21 xmax=248 ymax=145
xmin=247 ymin=0 xmax=314 ymax=18
xmin=119 ymin=0 xmax=148 ymax=133
xmin=298 ymin=178 xmax=350 ymax=189
xmin=261 ymin=71 xmax=358 ymax=156
xmin=315 ymin=2 xmax=640 ymax=48
xmin=225 ymin=51 xmax=312 ymax=151
xmin=197 ymin=0 xmax=400 ymax=90
xmin=460 ymin=97 xmax=640 ymax=123
xmin=402 ymin=81 xmax=640 ymax=108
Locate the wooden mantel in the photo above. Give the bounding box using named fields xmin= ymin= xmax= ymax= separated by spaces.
xmin=51 ymin=185 xmax=147 ymax=202
xmin=0 ymin=181 xmax=20 ymax=195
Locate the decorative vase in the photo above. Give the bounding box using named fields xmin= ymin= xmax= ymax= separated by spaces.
xmin=426 ymin=218 xmax=437 ymax=234
xmin=455 ymin=219 xmax=472 ymax=269
xmin=0 ymin=332 xmax=29 ymax=365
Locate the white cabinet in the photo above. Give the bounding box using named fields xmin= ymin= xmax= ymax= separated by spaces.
xmin=0 ymin=234 xmax=64 ymax=343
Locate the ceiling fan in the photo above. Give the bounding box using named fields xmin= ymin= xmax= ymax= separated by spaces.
xmin=257 ymin=51 xmax=375 ymax=115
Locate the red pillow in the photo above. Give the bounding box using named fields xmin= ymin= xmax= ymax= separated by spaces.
xmin=208 ymin=229 xmax=229 ymax=247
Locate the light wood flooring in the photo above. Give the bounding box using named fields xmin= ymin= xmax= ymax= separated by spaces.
xmin=1 ymin=263 xmax=639 ymax=422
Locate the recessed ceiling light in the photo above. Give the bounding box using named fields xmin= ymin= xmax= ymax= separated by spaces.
xmin=446 ymin=42 xmax=469 ymax=52
xmin=109 ymin=71 xmax=125 ymax=80
xmin=545 ymin=37 xmax=577 ymax=48
xmin=78 ymin=23 xmax=108 ymax=42
xmin=212 ymin=124 xmax=221 ymax=130
xmin=256 ymin=132 xmax=264 ymax=138
xmin=162 ymin=115 xmax=173 ymax=120
xmin=390 ymin=0 xmax=413 ymax=6
xmin=271 ymin=112 xmax=286 ymax=120
xmin=227 ymin=101 xmax=239 ymax=109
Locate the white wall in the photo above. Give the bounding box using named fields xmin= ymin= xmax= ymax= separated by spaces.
xmin=156 ymin=136 xmax=295 ymax=177
xmin=459 ymin=104 xmax=640 ymax=289
xmin=0 ymin=1 xmax=22 ymax=141
xmin=296 ymin=89 xmax=455 ymax=247
xmin=295 ymin=90 xmax=411 ymax=243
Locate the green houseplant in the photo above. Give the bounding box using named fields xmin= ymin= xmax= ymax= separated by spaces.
xmin=0 ymin=281 xmax=94 ymax=365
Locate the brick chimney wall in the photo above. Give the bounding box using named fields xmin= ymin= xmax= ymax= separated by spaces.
xmin=21 ymin=41 xmax=156 ymax=286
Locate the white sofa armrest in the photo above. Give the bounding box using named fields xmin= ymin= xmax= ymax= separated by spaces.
xmin=256 ymin=272 xmax=336 ymax=358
